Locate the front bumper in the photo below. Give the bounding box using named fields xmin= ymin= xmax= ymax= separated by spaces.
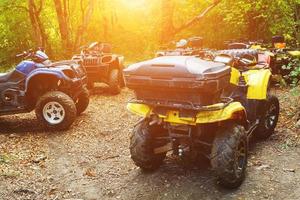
xmin=62 ymin=75 xmax=88 ymax=99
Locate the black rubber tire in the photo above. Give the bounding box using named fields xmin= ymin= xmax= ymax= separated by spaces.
xmin=35 ymin=91 xmax=77 ymax=131
xmin=130 ymin=120 xmax=167 ymax=172
xmin=211 ymin=122 xmax=248 ymax=189
xmin=255 ymin=95 xmax=280 ymax=140
xmin=75 ymin=86 xmax=90 ymax=115
xmin=108 ymin=69 xmax=121 ymax=95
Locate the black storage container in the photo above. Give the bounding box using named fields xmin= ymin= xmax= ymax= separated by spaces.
xmin=124 ymin=56 xmax=231 ymax=106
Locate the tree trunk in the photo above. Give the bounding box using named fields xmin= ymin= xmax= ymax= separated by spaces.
xmin=28 ymin=0 xmax=41 ymax=45
xmin=28 ymin=0 xmax=52 ymax=55
xmin=53 ymin=0 xmax=71 ymax=55
xmin=73 ymin=0 xmax=96 ymax=51
xmin=160 ymin=0 xmax=176 ymax=44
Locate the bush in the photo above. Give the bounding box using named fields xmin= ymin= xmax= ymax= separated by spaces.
xmin=282 ymin=58 xmax=300 ymax=87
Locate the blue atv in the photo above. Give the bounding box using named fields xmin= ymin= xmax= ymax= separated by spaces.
xmin=0 ymin=49 xmax=89 ymax=130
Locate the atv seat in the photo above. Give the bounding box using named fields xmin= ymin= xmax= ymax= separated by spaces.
xmin=0 ymin=71 xmax=25 ymax=83
xmin=218 ymin=49 xmax=259 ymax=60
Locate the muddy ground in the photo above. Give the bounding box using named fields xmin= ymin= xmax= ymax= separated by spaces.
xmin=0 ymin=87 xmax=299 ymax=200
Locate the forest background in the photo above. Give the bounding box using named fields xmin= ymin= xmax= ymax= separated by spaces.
xmin=0 ymin=0 xmax=300 ymax=68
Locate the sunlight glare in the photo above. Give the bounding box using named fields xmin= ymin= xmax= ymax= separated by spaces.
xmin=118 ymin=0 xmax=147 ymax=10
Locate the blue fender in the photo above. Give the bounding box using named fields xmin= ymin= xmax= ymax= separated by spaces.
xmin=24 ymin=69 xmax=66 ymax=92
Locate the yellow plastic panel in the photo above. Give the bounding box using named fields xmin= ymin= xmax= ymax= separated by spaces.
xmin=230 ymin=67 xmax=240 ymax=85
xmin=288 ymin=51 xmax=300 ymax=57
xmin=243 ymin=69 xmax=271 ymax=100
xmin=162 ymin=102 xmax=245 ymax=125
xmin=127 ymin=103 xmax=151 ymax=117
xmin=195 ymin=102 xmax=245 ymax=124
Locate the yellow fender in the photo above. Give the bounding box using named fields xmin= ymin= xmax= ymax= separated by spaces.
xmin=127 ymin=103 xmax=151 ymax=117
xmin=127 ymin=102 xmax=246 ymax=125
xmin=250 ymin=45 xmax=266 ymax=51
xmin=244 ymin=69 xmax=271 ymax=100
xmin=288 ymin=50 xmax=300 ymax=57
xmin=231 ymin=67 xmax=271 ymax=100
xmin=230 ymin=67 xmax=240 ymax=85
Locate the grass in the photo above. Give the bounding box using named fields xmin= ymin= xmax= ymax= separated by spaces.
xmin=0 ymin=154 xmax=10 ymax=164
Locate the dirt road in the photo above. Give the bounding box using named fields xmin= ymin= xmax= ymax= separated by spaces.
xmin=0 ymin=88 xmax=299 ymax=200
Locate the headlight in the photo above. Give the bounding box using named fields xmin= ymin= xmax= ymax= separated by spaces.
xmin=63 ymin=69 xmax=76 ymax=79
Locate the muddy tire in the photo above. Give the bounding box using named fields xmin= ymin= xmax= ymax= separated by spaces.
xmin=35 ymin=91 xmax=77 ymax=131
xmin=75 ymin=86 xmax=90 ymax=115
xmin=255 ymin=95 xmax=280 ymax=140
xmin=108 ymin=69 xmax=121 ymax=95
xmin=211 ymin=122 xmax=248 ymax=189
xmin=130 ymin=120 xmax=167 ymax=172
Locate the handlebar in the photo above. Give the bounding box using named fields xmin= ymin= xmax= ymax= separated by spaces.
xmin=16 ymin=48 xmax=43 ymax=59
xmin=16 ymin=51 xmax=29 ymax=58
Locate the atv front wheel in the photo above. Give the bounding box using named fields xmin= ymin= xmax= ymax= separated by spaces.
xmin=75 ymin=86 xmax=90 ymax=115
xmin=211 ymin=123 xmax=248 ymax=189
xmin=255 ymin=95 xmax=280 ymax=140
xmin=108 ymin=69 xmax=121 ymax=95
xmin=36 ymin=91 xmax=77 ymax=131
xmin=130 ymin=120 xmax=167 ymax=172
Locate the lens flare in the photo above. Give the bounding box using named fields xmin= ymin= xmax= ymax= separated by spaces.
xmin=119 ymin=0 xmax=147 ymax=10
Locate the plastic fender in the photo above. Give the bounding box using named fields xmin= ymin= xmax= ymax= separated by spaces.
xmin=162 ymin=102 xmax=246 ymax=125
xmin=250 ymin=45 xmax=266 ymax=51
xmin=288 ymin=51 xmax=300 ymax=57
xmin=230 ymin=67 xmax=240 ymax=85
xmin=195 ymin=102 xmax=246 ymax=124
xmin=24 ymin=70 xmax=65 ymax=92
xmin=127 ymin=103 xmax=151 ymax=117
xmin=244 ymin=69 xmax=271 ymax=100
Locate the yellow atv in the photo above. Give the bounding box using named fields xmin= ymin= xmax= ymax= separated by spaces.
xmin=123 ymin=52 xmax=279 ymax=189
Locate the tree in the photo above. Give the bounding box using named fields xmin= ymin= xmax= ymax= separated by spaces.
xmin=160 ymin=0 xmax=222 ymax=44
xmin=53 ymin=0 xmax=71 ymax=54
xmin=28 ymin=0 xmax=52 ymax=54
xmin=73 ymin=0 xmax=97 ymax=51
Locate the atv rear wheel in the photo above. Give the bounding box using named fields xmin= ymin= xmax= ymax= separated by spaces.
xmin=211 ymin=123 xmax=248 ymax=189
xmin=130 ymin=120 xmax=167 ymax=172
xmin=255 ymin=95 xmax=280 ymax=140
xmin=36 ymin=91 xmax=77 ymax=131
xmin=75 ymin=86 xmax=90 ymax=115
xmin=108 ymin=69 xmax=121 ymax=95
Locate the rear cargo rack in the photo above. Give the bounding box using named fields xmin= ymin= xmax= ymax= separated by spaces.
xmin=129 ymin=97 xmax=233 ymax=112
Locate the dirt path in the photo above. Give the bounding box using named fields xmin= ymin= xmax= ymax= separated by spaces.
xmin=0 ymin=88 xmax=299 ymax=200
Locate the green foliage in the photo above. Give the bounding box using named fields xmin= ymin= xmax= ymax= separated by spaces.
xmin=0 ymin=0 xmax=299 ymax=69
xmin=290 ymin=86 xmax=300 ymax=96
xmin=283 ymin=58 xmax=300 ymax=87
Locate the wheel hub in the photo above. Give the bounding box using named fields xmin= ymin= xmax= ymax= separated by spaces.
xmin=265 ymin=103 xmax=277 ymax=129
xmin=234 ymin=140 xmax=246 ymax=177
xmin=43 ymin=101 xmax=65 ymax=125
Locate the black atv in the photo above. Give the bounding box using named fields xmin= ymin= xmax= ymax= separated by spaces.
xmin=0 ymin=49 xmax=89 ymax=130
xmin=72 ymin=42 xmax=125 ymax=94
